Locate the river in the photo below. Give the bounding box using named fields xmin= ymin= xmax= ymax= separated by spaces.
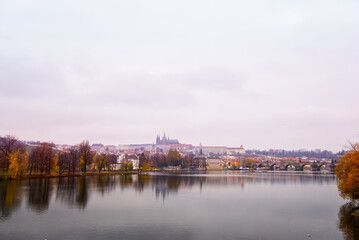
xmin=0 ymin=172 xmax=352 ymax=240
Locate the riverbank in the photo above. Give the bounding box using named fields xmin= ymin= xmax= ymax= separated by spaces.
xmin=0 ymin=170 xmax=139 ymax=181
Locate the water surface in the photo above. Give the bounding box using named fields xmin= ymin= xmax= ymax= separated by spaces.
xmin=0 ymin=172 xmax=350 ymax=240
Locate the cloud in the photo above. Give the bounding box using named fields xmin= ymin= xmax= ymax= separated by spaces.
xmin=0 ymin=0 xmax=358 ymax=150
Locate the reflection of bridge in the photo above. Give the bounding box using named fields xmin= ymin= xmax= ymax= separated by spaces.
xmin=255 ymin=161 xmax=338 ymax=172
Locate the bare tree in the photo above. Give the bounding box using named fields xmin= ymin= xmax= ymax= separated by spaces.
xmin=29 ymin=143 xmax=55 ymax=174
xmin=57 ymin=152 xmax=70 ymax=175
xmin=79 ymin=140 xmax=92 ymax=173
xmin=69 ymin=149 xmax=80 ymax=174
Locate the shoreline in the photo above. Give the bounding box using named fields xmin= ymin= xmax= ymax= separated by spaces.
xmin=0 ymin=169 xmax=335 ymax=181
xmin=0 ymin=171 xmax=139 ymax=181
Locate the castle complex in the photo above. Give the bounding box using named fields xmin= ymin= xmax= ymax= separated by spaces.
xmin=155 ymin=133 xmax=179 ymax=145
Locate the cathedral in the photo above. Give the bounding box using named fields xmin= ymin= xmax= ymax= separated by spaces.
xmin=156 ymin=133 xmax=179 ymax=145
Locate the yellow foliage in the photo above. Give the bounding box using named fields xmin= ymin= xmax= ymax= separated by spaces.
xmin=18 ymin=151 xmax=28 ymax=175
xmin=142 ymin=162 xmax=151 ymax=171
xmin=8 ymin=152 xmax=19 ymax=178
xmin=53 ymin=153 xmax=59 ymax=172
xmin=336 ymin=143 xmax=359 ymax=200
xmin=8 ymin=150 xmax=28 ymax=178
xmin=79 ymin=156 xmax=85 ymax=172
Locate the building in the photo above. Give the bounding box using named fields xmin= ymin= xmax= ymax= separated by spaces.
xmin=226 ymin=145 xmax=245 ymax=155
xmin=194 ymin=146 xmax=227 ymax=155
xmin=117 ymin=154 xmax=140 ymax=170
xmin=156 ymin=133 xmax=179 ymax=145
xmin=206 ymin=158 xmax=223 ymax=170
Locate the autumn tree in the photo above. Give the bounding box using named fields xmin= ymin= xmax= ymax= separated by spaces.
xmin=96 ymin=154 xmax=108 ymax=173
xmin=128 ymin=162 xmax=134 ymax=171
xmin=28 ymin=148 xmax=40 ymax=174
xmin=245 ymin=157 xmax=254 ymax=168
xmin=167 ymin=149 xmax=181 ymax=166
xmin=79 ymin=140 xmax=92 ymax=173
xmin=40 ymin=143 xmax=55 ymax=174
xmin=139 ymin=153 xmax=151 ymax=171
xmin=0 ymin=135 xmax=24 ymax=172
xmin=150 ymin=154 xmax=167 ymax=168
xmin=120 ymin=159 xmax=130 ymax=171
xmin=56 ymin=151 xmax=71 ymax=175
xmin=336 ymin=143 xmax=359 ymax=200
xmin=139 ymin=153 xmax=146 ymax=169
xmin=29 ymin=143 xmax=55 ymax=174
xmin=69 ymin=149 xmax=80 ymax=174
xmin=8 ymin=150 xmax=28 ymax=178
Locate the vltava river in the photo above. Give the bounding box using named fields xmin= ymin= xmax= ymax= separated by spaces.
xmin=0 ymin=172 xmax=351 ymax=240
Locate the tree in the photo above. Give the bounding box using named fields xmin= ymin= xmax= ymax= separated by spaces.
xmin=28 ymin=143 xmax=54 ymax=174
xmin=8 ymin=153 xmax=19 ymax=179
xmin=245 ymin=157 xmax=253 ymax=168
xmin=167 ymin=149 xmax=181 ymax=166
xmin=139 ymin=153 xmax=146 ymax=168
xmin=33 ymin=143 xmax=55 ymax=174
xmin=79 ymin=140 xmax=92 ymax=173
xmin=336 ymin=143 xmax=359 ymax=200
xmin=128 ymin=162 xmax=133 ymax=171
xmin=0 ymin=135 xmax=24 ymax=172
xmin=8 ymin=150 xmax=28 ymax=178
xmin=69 ymin=149 xmax=80 ymax=174
xmin=96 ymin=154 xmax=108 ymax=173
xmin=120 ymin=159 xmax=130 ymax=171
xmin=28 ymin=148 xmax=40 ymax=175
xmin=56 ymin=152 xmax=72 ymax=175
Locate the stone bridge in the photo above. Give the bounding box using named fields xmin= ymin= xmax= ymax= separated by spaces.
xmin=254 ymin=161 xmax=338 ymax=172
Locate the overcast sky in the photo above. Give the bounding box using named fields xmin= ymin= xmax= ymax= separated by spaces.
xmin=0 ymin=0 xmax=358 ymax=151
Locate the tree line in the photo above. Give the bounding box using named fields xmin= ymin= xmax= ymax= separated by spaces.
xmin=0 ymin=136 xmax=118 ymax=178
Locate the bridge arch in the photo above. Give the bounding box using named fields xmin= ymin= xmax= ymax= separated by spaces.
xmin=318 ymin=164 xmax=331 ymax=172
xmin=257 ymin=163 xmax=265 ymax=168
xmin=300 ymin=164 xmax=312 ymax=171
xmin=270 ymin=164 xmax=279 ymax=170
xmin=285 ymin=164 xmax=296 ymax=171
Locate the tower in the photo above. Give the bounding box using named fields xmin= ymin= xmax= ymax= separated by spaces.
xmin=162 ymin=132 xmax=167 ymax=144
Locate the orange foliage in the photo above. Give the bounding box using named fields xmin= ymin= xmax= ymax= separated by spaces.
xmin=335 ymin=143 xmax=359 ymax=200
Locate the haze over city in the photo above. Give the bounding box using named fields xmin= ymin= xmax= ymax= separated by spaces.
xmin=1 ymin=0 xmax=359 ymax=151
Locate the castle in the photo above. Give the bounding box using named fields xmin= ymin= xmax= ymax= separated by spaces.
xmin=156 ymin=133 xmax=179 ymax=145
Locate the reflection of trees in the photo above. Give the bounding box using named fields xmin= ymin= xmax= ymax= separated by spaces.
xmin=56 ymin=177 xmax=90 ymax=209
xmin=134 ymin=175 xmax=151 ymax=192
xmin=76 ymin=177 xmax=88 ymax=209
xmin=337 ymin=202 xmax=359 ymax=240
xmin=167 ymin=176 xmax=181 ymax=190
xmin=56 ymin=177 xmax=76 ymax=207
xmin=0 ymin=180 xmax=22 ymax=221
xmin=96 ymin=175 xmax=116 ymax=196
xmin=119 ymin=175 xmax=133 ymax=189
xmin=28 ymin=179 xmax=52 ymax=213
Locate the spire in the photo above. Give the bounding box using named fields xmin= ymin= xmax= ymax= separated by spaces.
xmin=156 ymin=134 xmax=160 ymax=144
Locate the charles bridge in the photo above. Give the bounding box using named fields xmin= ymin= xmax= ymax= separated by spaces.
xmin=253 ymin=161 xmax=338 ymax=172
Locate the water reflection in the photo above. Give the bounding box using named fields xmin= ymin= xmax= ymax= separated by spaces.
xmin=55 ymin=177 xmax=90 ymax=209
xmin=28 ymin=178 xmax=53 ymax=213
xmin=0 ymin=181 xmax=22 ymax=221
xmin=56 ymin=177 xmax=76 ymax=208
xmin=0 ymin=173 xmax=344 ymax=240
xmin=0 ymin=172 xmax=337 ymax=217
xmin=76 ymin=177 xmax=88 ymax=209
xmin=96 ymin=175 xmax=117 ymax=196
xmin=338 ymin=202 xmax=359 ymax=240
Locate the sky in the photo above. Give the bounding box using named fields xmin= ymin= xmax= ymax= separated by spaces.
xmin=0 ymin=0 xmax=358 ymax=151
